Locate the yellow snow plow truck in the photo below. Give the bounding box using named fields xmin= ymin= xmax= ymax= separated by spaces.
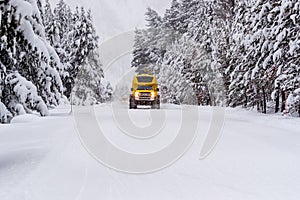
xmin=129 ymin=74 xmax=160 ymax=109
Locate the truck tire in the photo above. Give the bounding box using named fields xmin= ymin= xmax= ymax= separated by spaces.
xmin=129 ymin=95 xmax=137 ymax=109
xmin=156 ymin=96 xmax=160 ymax=109
xmin=151 ymin=97 xmax=160 ymax=109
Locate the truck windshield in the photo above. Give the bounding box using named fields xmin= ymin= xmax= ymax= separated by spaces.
xmin=137 ymin=76 xmax=153 ymax=83
xmin=137 ymin=85 xmax=153 ymax=90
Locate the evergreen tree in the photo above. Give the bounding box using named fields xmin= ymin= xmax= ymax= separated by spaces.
xmin=69 ymin=8 xmax=110 ymax=106
xmin=131 ymin=29 xmax=151 ymax=69
xmin=71 ymin=50 xmax=103 ymax=106
xmin=51 ymin=0 xmax=73 ymax=96
xmin=0 ymin=0 xmax=111 ymax=122
xmin=163 ymin=0 xmax=182 ymax=34
xmin=228 ymin=0 xmax=300 ymax=114
xmin=0 ymin=0 xmax=64 ymax=118
xmin=99 ymin=81 xmax=113 ymax=103
xmin=132 ymin=8 xmax=165 ymax=74
xmin=145 ymin=7 xmax=162 ymax=28
xmin=272 ymin=0 xmax=300 ymax=115
xmin=65 ymin=7 xmax=99 ymax=98
xmin=44 ymin=2 xmax=108 ymax=101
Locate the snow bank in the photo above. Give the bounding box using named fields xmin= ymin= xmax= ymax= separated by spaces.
xmin=10 ymin=114 xmax=41 ymax=124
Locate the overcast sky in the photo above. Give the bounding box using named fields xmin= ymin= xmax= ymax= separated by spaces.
xmin=50 ymin=0 xmax=171 ymax=42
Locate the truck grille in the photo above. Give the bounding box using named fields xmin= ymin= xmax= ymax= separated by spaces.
xmin=139 ymin=92 xmax=151 ymax=100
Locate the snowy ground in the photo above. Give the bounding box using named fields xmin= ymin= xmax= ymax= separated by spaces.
xmin=0 ymin=102 xmax=299 ymax=200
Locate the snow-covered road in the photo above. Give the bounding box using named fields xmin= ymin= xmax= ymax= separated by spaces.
xmin=0 ymin=103 xmax=299 ymax=200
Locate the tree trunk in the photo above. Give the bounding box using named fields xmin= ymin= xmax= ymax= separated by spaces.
xmin=275 ymin=90 xmax=280 ymax=113
xmin=244 ymin=95 xmax=248 ymax=107
xmin=281 ymin=91 xmax=286 ymax=112
xmin=262 ymin=87 xmax=267 ymax=114
xmin=257 ymin=100 xmax=261 ymax=112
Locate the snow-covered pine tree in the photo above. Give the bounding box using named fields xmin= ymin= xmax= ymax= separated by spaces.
xmin=226 ymin=1 xmax=250 ymax=107
xmin=0 ymin=0 xmax=64 ymax=118
xmin=163 ymin=0 xmax=182 ymax=35
xmin=272 ymin=0 xmax=300 ymax=115
xmin=66 ymin=7 xmax=99 ymax=98
xmin=132 ymin=0 xmax=187 ymax=77
xmin=51 ymin=0 xmax=74 ymax=96
xmin=98 ymin=81 xmax=113 ymax=103
xmin=71 ymin=50 xmax=103 ymax=106
xmin=0 ymin=62 xmax=12 ymax=123
xmin=179 ymin=0 xmax=228 ymax=106
xmin=131 ymin=29 xmax=151 ymax=69
xmin=247 ymin=0 xmax=281 ymax=113
xmin=70 ymin=8 xmax=111 ymax=106
xmin=228 ymin=0 xmax=300 ymax=114
xmin=132 ymin=7 xmax=164 ymax=74
xmin=44 ymin=1 xmax=107 ymax=102
xmin=43 ymin=0 xmax=55 ymax=44
xmin=179 ymin=0 xmax=199 ymax=35
xmin=159 ymin=37 xmax=200 ymax=105
xmin=159 ymin=42 xmax=190 ymax=104
xmin=208 ymin=0 xmax=236 ymax=95
xmin=145 ymin=7 xmax=162 ymax=29
xmin=187 ymin=1 xmax=212 ymax=105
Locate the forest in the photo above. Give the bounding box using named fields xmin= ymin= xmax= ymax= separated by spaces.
xmin=0 ymin=0 xmax=112 ymax=123
xmin=132 ymin=0 xmax=300 ymax=116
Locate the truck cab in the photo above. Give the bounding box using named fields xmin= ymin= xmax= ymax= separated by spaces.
xmin=129 ymin=74 xmax=160 ymax=109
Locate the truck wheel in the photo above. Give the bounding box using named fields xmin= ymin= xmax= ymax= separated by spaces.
xmin=157 ymin=102 xmax=160 ymax=109
xmin=151 ymin=102 xmax=155 ymax=109
xmin=152 ymin=98 xmax=160 ymax=109
xmin=129 ymin=96 xmax=137 ymax=109
xmin=156 ymin=96 xmax=160 ymax=109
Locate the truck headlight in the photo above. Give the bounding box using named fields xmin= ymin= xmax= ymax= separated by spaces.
xmin=135 ymin=91 xmax=139 ymax=98
xmin=151 ymin=91 xmax=155 ymax=98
